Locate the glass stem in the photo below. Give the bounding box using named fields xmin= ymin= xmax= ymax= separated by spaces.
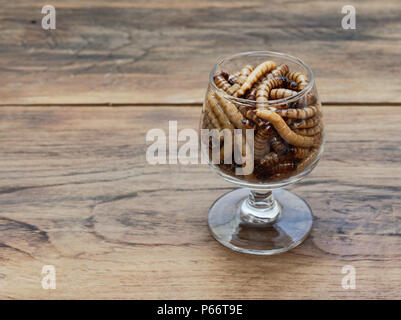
xmin=240 ymin=190 xmax=280 ymax=226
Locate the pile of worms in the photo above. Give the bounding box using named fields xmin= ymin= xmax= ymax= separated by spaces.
xmin=202 ymin=60 xmax=324 ymax=183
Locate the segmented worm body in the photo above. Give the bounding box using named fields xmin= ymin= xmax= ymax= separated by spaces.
xmin=253 ymin=125 xmax=273 ymax=160
xmin=204 ymin=101 xmax=223 ymax=131
xmin=292 ymin=94 xmax=317 ymax=109
xmin=262 ymin=64 xmax=289 ymax=81
xmin=203 ymin=106 xmax=226 ymax=148
xmin=235 ymin=60 xmax=277 ymax=97
xmin=276 ymin=105 xmax=318 ymax=119
xmin=214 ymin=73 xmax=232 ymax=93
xmin=245 ymin=109 xmax=265 ymax=127
xmin=293 ymin=123 xmax=323 ymax=136
xmin=260 ymin=152 xmax=282 ymax=167
xmin=290 ymin=146 xmax=311 ymax=159
xmin=256 ymin=77 xmax=285 ymax=103
xmin=270 ymin=88 xmax=298 ymax=100
xmin=285 ymin=118 xmax=295 ymax=126
xmin=255 ymin=110 xmax=318 ymax=147
xmin=215 ymin=92 xmax=245 ymax=129
xmin=240 ymin=65 xmax=254 ymax=77
xmin=286 ymin=71 xmax=309 ymax=90
xmin=228 ymin=71 xmax=241 ymax=85
xmin=270 ymin=134 xmax=288 ymax=155
xmin=241 ymin=119 xmax=257 ymax=129
xmin=292 ymin=115 xmax=320 ymax=129
xmin=284 ymin=79 xmax=298 ymax=90
xmin=221 ymin=71 xmax=229 ymax=79
xmin=246 ymin=87 xmax=257 ymax=101
xmin=270 ymin=161 xmax=296 ymax=175
xmin=295 ymin=148 xmax=319 ymax=173
xmin=227 ymin=65 xmax=254 ymax=96
xmin=206 ymin=94 xmax=234 ymax=130
xmin=306 ymin=93 xmax=317 ymax=105
xmin=237 ymin=105 xmax=250 ymax=118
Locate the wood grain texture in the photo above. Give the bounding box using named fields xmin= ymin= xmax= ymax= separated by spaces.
xmin=0 ymin=105 xmax=400 ymax=299
xmin=0 ymin=0 xmax=401 ymax=105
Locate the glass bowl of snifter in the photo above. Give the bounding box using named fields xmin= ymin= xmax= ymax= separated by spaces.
xmin=200 ymin=51 xmax=324 ymax=255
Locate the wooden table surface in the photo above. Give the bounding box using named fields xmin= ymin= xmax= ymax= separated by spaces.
xmin=0 ymin=0 xmax=400 ymax=299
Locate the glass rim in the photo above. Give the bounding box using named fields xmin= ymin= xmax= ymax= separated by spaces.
xmin=209 ymin=50 xmax=315 ymax=106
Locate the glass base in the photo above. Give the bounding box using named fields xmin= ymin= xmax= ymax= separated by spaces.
xmin=208 ymin=188 xmax=313 ymax=255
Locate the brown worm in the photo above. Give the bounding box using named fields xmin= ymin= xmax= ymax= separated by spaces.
xmin=306 ymin=93 xmax=317 ymax=105
xmin=270 ymin=161 xmax=296 ymax=175
xmin=215 ymin=92 xmax=245 ymax=129
xmin=245 ymin=109 xmax=266 ymax=127
xmin=203 ymin=106 xmax=226 ymax=151
xmin=255 ymin=77 xmax=285 ymax=103
xmin=284 ymin=78 xmax=298 ymax=90
xmin=206 ymin=93 xmax=235 ymax=130
xmin=292 ymin=115 xmax=320 ymax=129
xmin=295 ymin=148 xmax=320 ymax=173
xmin=204 ymin=101 xmax=223 ymax=131
xmin=227 ymin=65 xmax=254 ymax=96
xmin=261 ymin=64 xmax=289 ymax=82
xmin=290 ymin=146 xmax=312 ymax=159
xmin=221 ymin=71 xmax=230 ymax=79
xmin=263 ymin=64 xmax=295 ymax=90
xmin=254 ymin=125 xmax=273 ymax=160
xmin=240 ymin=65 xmax=254 ymax=77
xmin=293 ymin=94 xmax=317 ymax=109
xmin=286 ymin=71 xmax=309 ymax=91
xmin=237 ymin=104 xmax=251 ymax=118
xmin=245 ymin=87 xmax=257 ymax=101
xmin=293 ymin=123 xmax=323 ymax=136
xmin=228 ymin=71 xmax=241 ymax=85
xmin=270 ymin=133 xmax=288 ymax=155
xmin=285 ymin=118 xmax=295 ymax=126
xmin=235 ymin=60 xmax=277 ymax=97
xmin=241 ymin=119 xmax=257 ymax=129
xmin=255 ymin=110 xmax=318 ymax=147
xmin=259 ymin=151 xmax=281 ymax=168
xmin=275 ymin=105 xmax=318 ymax=119
xmin=214 ymin=73 xmax=232 ymax=93
xmin=270 ymin=88 xmax=298 ymax=100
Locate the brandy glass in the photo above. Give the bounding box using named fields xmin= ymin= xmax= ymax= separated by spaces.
xmin=200 ymin=51 xmax=324 ymax=255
